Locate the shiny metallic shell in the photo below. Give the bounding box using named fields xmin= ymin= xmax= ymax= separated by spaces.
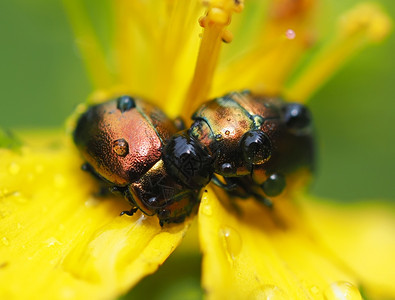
xmin=73 ymin=98 xmax=178 ymax=186
xmin=191 ymin=92 xmax=314 ymax=182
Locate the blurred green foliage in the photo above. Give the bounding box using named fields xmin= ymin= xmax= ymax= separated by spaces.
xmin=0 ymin=0 xmax=394 ymax=203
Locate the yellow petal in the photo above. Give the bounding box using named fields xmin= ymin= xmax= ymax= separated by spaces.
xmin=199 ymin=186 xmax=367 ymax=299
xmin=0 ymin=132 xmax=190 ymax=299
xmin=213 ymin=0 xmax=317 ymax=97
xmin=300 ymin=197 xmax=395 ymax=299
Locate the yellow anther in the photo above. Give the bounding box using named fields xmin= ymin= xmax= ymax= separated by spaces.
xmin=221 ymin=29 xmax=234 ymax=43
xmin=202 ymin=0 xmax=244 ymax=16
xmin=207 ymin=7 xmax=230 ymax=25
xmin=199 ymin=16 xmax=209 ymax=28
xmin=183 ymin=0 xmax=243 ymax=115
xmin=233 ymin=0 xmax=244 ymax=13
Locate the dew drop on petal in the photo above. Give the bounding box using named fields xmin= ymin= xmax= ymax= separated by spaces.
xmin=250 ymin=285 xmax=289 ymax=300
xmin=285 ymin=29 xmax=296 ymax=40
xmin=324 ymin=281 xmax=362 ymax=300
xmin=44 ymin=237 xmax=62 ymax=247
xmin=219 ymin=226 xmax=242 ymax=260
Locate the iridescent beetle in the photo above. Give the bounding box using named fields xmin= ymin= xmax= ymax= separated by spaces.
xmin=73 ymin=91 xmax=314 ymax=225
xmin=73 ymin=96 xmax=213 ymax=226
xmin=181 ymin=90 xmax=315 ymax=206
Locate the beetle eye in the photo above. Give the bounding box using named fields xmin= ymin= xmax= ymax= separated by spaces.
xmin=240 ymin=130 xmax=272 ymax=165
xmin=283 ymin=103 xmax=311 ymax=130
xmin=117 ymin=95 xmax=136 ymax=112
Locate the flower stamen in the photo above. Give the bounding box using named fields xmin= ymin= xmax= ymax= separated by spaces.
xmin=183 ymin=0 xmax=243 ymax=116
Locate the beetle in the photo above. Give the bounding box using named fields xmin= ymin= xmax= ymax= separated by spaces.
xmin=180 ymin=90 xmax=315 ymax=206
xmin=73 ymin=95 xmax=213 ymax=226
xmin=73 ymin=91 xmax=314 ymax=225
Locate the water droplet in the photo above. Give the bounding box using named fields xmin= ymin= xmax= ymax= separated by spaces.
xmin=2 ymin=237 xmax=10 ymax=246
xmin=219 ymin=226 xmax=242 ymax=260
xmin=113 ymin=138 xmax=129 ymax=156
xmin=250 ymin=285 xmax=288 ymax=300
xmin=215 ymin=134 xmax=222 ymax=141
xmin=220 ymin=162 xmax=234 ymax=174
xmin=8 ymin=162 xmax=20 ymax=175
xmin=116 ymin=95 xmax=136 ymax=112
xmin=285 ymin=29 xmax=296 ymax=40
xmin=324 ymin=281 xmax=362 ymax=300
xmin=225 ymin=130 xmax=230 ymax=136
xmin=44 ymin=237 xmax=62 ymax=247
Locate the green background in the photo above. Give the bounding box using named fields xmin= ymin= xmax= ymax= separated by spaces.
xmin=0 ymin=1 xmax=394 ymax=299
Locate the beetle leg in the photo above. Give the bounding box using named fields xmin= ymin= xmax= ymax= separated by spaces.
xmin=211 ymin=175 xmax=238 ymax=191
xmin=253 ymin=193 xmax=273 ymax=208
xmin=81 ymin=162 xmax=99 ymax=177
xmin=226 ymin=176 xmax=274 ymax=208
xmin=109 ymin=185 xmax=126 ymax=196
xmin=120 ymin=207 xmax=138 ymax=217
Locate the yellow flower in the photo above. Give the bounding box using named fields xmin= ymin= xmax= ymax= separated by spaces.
xmin=1 ymin=0 xmax=394 ymax=299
